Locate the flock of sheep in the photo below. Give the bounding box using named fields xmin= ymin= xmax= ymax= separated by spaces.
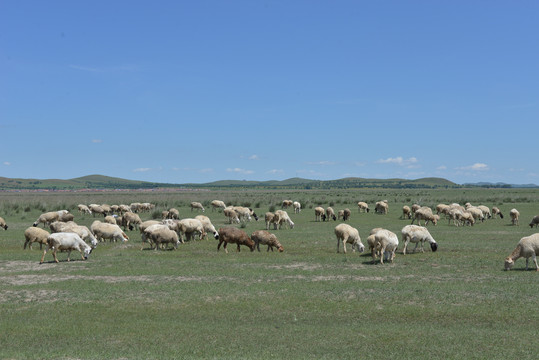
xmin=1 ymin=197 xmax=538 ymax=270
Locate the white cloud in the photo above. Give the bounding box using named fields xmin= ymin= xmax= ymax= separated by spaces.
xmin=248 ymin=155 xmax=259 ymax=160
xmin=92 ymin=139 xmax=103 ymax=143
xmin=437 ymin=165 xmax=447 ymax=170
xmin=458 ymin=163 xmax=489 ymax=171
xmin=307 ymin=161 xmax=336 ymax=166
xmin=133 ymin=168 xmax=151 ymax=172
xmin=70 ymin=65 xmax=102 ymax=72
xmin=377 ymin=157 xmax=418 ymax=168
xmin=226 ymin=168 xmax=254 ymax=175
xmin=3 ymin=161 xmax=10 ymax=166
xmin=267 ymin=169 xmax=284 ymax=174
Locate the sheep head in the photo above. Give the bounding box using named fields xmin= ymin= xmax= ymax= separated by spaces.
xmin=430 ymin=242 xmax=438 ymax=252
xmin=504 ymin=257 xmax=514 ymax=270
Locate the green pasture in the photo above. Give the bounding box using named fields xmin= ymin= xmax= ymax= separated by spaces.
xmin=0 ymin=188 xmax=538 ymax=359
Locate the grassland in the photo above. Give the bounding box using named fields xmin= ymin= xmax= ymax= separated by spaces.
xmin=0 ymin=188 xmax=538 ymax=359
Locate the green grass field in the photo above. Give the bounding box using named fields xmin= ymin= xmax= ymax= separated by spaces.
xmin=0 ymin=188 xmax=538 ymax=359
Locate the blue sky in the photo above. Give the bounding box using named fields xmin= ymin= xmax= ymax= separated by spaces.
xmin=1 ymin=1 xmax=537 ymax=185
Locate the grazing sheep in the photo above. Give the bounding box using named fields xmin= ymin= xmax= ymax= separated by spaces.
xmin=372 ymin=229 xmax=399 ymax=264
xmin=167 ymin=208 xmax=180 ymax=220
xmin=104 ymin=215 xmax=117 ymax=225
xmin=232 ymin=206 xmax=258 ymax=222
xmin=139 ymin=220 xmax=161 ymax=249
xmin=40 ymin=232 xmax=93 ymax=264
xmin=190 ymin=201 xmax=205 ymax=212
xmin=334 ymin=223 xmax=365 ymax=254
xmin=273 ymin=210 xmax=295 ymax=229
xmin=217 ymin=227 xmax=255 ymax=253
xmin=402 ymin=206 xmax=412 ymax=219
xmin=89 ymin=204 xmax=107 ymax=217
xmin=374 ymin=201 xmax=389 ymax=215
xmin=293 ymin=201 xmax=301 ymax=214
xmin=411 ymin=207 xmax=438 ymax=226
xmin=195 ymin=215 xmax=220 ymax=240
xmin=224 ymin=208 xmax=240 ymax=224
xmin=467 ymin=207 xmax=485 ymax=223
xmin=32 ymin=211 xmax=60 ymax=228
xmin=510 ymin=209 xmax=520 ymax=226
xmin=460 ymin=211 xmax=476 ymax=226
xmin=477 ymin=205 xmax=492 ymax=219
xmin=314 ymin=207 xmax=325 ymax=222
xmin=337 ymin=209 xmax=344 ymax=220
xmin=367 ymin=228 xmax=384 ymax=258
xmin=436 ymin=204 xmax=450 ymax=215
xmin=529 ymin=215 xmax=539 ymax=228
xmin=49 ymin=221 xmax=98 ymax=248
xmin=211 ymin=200 xmax=226 ymax=212
xmin=282 ymin=200 xmax=293 ymax=208
xmin=342 ymin=208 xmax=351 ymax=221
xmin=0 ymin=216 xmax=7 ymax=230
xmin=492 ymin=207 xmax=504 ymax=219
xmin=90 ymin=221 xmax=129 ymax=243
xmin=357 ymin=202 xmax=369 ymax=213
xmin=177 ymin=218 xmax=206 ymax=242
xmin=122 ymin=212 xmax=142 ymax=231
xmin=144 ymin=224 xmax=181 ymax=250
xmin=265 ymin=212 xmax=276 ymax=230
xmin=251 ymin=230 xmax=283 ymax=252
xmin=24 ymin=227 xmax=50 ymax=250
xmin=326 ymin=207 xmax=337 ymax=221
xmin=77 ymin=204 xmax=92 ymax=215
xmin=118 ymin=204 xmax=132 ymax=215
xmin=401 ymin=225 xmax=438 ymax=255
xmin=504 ymin=233 xmax=539 ymax=271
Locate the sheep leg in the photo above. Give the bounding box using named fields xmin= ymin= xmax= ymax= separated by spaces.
xmin=403 ymin=240 xmax=408 ymax=255
xmin=52 ymin=248 xmax=60 ymax=263
xmin=40 ymin=248 xmax=48 ymax=263
xmin=379 ymin=245 xmax=386 ymax=264
xmin=532 ymin=254 xmax=539 ymax=271
xmin=413 ymin=242 xmax=419 ymax=253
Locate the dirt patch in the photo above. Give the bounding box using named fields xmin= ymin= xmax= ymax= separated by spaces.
xmin=0 ymin=289 xmax=63 ymax=303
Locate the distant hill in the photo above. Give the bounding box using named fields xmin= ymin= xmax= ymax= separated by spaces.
xmin=0 ymin=175 xmax=462 ymax=191
xmin=464 ymin=182 xmax=539 ymax=188
xmin=9 ymin=175 xmax=525 ymax=191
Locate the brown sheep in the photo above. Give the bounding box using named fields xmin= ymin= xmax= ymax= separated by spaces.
xmin=217 ymin=227 xmax=255 ymax=253
xmin=251 ymin=230 xmax=284 ymax=252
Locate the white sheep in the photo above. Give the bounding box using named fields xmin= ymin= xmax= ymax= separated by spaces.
xmin=167 ymin=208 xmax=180 ymax=220
xmin=436 ymin=204 xmax=449 ymax=215
xmin=232 ymin=206 xmax=258 ymax=222
xmin=139 ymin=220 xmax=161 ymax=249
xmin=467 ymin=207 xmax=485 ymax=223
xmin=144 ymin=224 xmax=181 ymax=250
xmin=529 ymin=215 xmax=539 ymax=228
xmin=477 ymin=205 xmax=492 ymax=219
xmin=122 ymin=212 xmax=142 ymax=230
xmin=176 ymin=218 xmax=206 ymax=242
xmin=372 ymin=229 xmax=399 ymax=264
xmin=357 ymin=202 xmax=369 ymax=213
xmin=282 ymin=200 xmax=293 ymax=208
xmin=118 ymin=204 xmax=132 ymax=214
xmin=293 ymin=201 xmax=301 ymax=214
xmin=49 ymin=221 xmax=98 ymax=248
xmin=510 ymin=209 xmax=520 ymax=226
xmin=0 ymin=216 xmax=7 ymax=230
xmin=32 ymin=211 xmax=60 ymax=228
xmin=40 ymin=232 xmax=93 ymax=264
xmin=401 ymin=225 xmax=438 ymax=255
xmin=326 ymin=207 xmax=337 ymax=221
xmin=251 ymin=230 xmax=284 ymax=252
xmin=195 ymin=215 xmax=220 ymax=240
xmin=274 ymin=210 xmax=295 ymax=229
xmin=504 ymin=233 xmax=539 ymax=271
xmin=89 ymin=204 xmax=107 ymax=217
xmin=77 ymin=204 xmax=92 ymax=215
xmin=90 ymin=221 xmax=129 ymax=242
xmin=402 ymin=206 xmax=412 ymax=219
xmin=224 ymin=208 xmax=240 ymax=224
xmin=24 ymin=227 xmax=50 ymax=250
xmin=492 ymin=207 xmax=504 ymax=219
xmin=265 ymin=212 xmax=276 ymax=230
xmin=211 ymin=200 xmax=226 ymax=212
xmin=190 ymin=201 xmax=205 ymax=212
xmin=374 ymin=201 xmax=389 ymax=215
xmin=314 ymin=207 xmax=325 ymax=222
xmin=334 ymin=223 xmax=365 ymax=254
xmin=104 ymin=215 xmax=117 ymax=225
xmin=411 ymin=207 xmax=438 ymax=226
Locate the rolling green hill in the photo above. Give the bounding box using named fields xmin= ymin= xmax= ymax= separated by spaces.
xmin=0 ymin=175 xmax=459 ymax=190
